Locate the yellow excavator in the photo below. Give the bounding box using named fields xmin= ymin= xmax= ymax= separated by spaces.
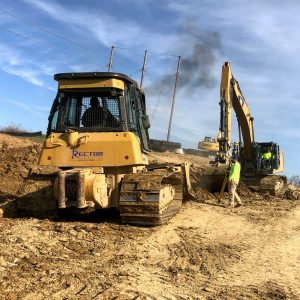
xmin=38 ymin=72 xmax=192 ymax=225
xmin=198 ymin=132 xmax=220 ymax=154
xmin=213 ymin=62 xmax=286 ymax=194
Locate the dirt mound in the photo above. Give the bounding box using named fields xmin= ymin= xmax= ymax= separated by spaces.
xmin=148 ymin=150 xmax=209 ymax=167
xmin=0 ymin=142 xmax=41 ymax=199
xmin=284 ymin=184 xmax=300 ymax=200
xmin=0 ymin=135 xmax=57 ymax=217
xmin=194 ymin=187 xmax=218 ymax=203
xmin=0 ymin=133 xmax=36 ymax=149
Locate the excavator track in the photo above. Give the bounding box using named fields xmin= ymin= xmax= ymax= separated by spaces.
xmin=258 ymin=175 xmax=287 ymax=196
xmin=119 ymin=169 xmax=183 ymax=226
xmin=241 ymin=174 xmax=287 ymax=196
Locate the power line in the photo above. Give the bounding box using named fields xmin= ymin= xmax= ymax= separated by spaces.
xmin=0 ymin=27 xmax=93 ymax=70
xmin=108 ymin=46 xmax=145 ymax=70
xmin=0 ymin=25 xmax=137 ymax=75
xmin=0 ymin=7 xmax=99 ymax=55
xmin=151 ymin=79 xmax=166 ymax=120
xmin=0 ymin=7 xmax=184 ymax=80
xmin=145 ymin=69 xmax=175 ymax=83
xmin=113 ymin=44 xmax=180 ymax=58
xmin=129 ymin=68 xmax=141 ymax=77
xmin=0 ymin=27 xmax=40 ymax=44
xmin=0 ymin=7 xmax=142 ymax=71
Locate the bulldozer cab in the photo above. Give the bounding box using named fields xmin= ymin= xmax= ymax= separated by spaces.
xmin=47 ymin=72 xmax=150 ymax=151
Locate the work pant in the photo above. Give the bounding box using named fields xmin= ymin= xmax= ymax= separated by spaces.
xmin=228 ymin=180 xmax=241 ymax=207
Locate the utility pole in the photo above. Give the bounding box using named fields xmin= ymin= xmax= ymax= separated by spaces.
xmin=167 ymin=56 xmax=181 ymax=142
xmin=108 ymin=46 xmax=115 ymax=72
xmin=140 ymin=50 xmax=148 ymax=89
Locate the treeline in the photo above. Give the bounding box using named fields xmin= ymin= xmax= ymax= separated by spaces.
xmin=289 ymin=175 xmax=300 ymax=187
xmin=0 ymin=122 xmax=43 ymax=138
xmin=0 ymin=122 xmax=28 ymax=133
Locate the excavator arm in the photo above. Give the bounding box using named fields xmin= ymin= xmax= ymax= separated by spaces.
xmin=218 ymin=62 xmax=255 ymax=164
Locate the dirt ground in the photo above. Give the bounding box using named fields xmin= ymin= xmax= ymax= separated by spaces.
xmin=0 ymin=134 xmax=300 ymax=299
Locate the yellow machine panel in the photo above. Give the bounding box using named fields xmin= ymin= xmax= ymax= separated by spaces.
xmin=39 ymin=131 xmax=148 ymax=167
xmin=198 ymin=134 xmax=220 ymax=153
xmin=58 ymin=78 xmax=125 ymax=90
xmin=198 ymin=140 xmax=219 ymax=153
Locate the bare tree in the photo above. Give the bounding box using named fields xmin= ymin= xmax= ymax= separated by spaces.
xmin=0 ymin=122 xmax=28 ymax=133
xmin=289 ymin=175 xmax=300 ymax=187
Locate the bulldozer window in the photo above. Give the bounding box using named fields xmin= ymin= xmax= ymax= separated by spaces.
xmin=125 ymin=85 xmax=138 ymax=131
xmin=124 ymin=84 xmax=150 ymax=151
xmin=47 ymin=94 xmax=61 ymax=134
xmin=50 ymin=110 xmax=59 ymax=131
xmin=55 ymin=94 xmax=121 ymax=131
xmin=64 ymin=97 xmax=81 ymax=127
xmin=80 ymin=97 xmax=120 ymax=128
xmin=134 ymin=89 xmax=150 ymax=151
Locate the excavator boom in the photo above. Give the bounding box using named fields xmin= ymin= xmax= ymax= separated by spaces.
xmin=218 ymin=62 xmax=255 ymax=164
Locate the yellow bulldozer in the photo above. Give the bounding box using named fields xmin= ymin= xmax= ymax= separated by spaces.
xmin=38 ymin=72 xmax=192 ymax=225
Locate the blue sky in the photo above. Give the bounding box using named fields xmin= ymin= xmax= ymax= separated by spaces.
xmin=0 ymin=0 xmax=299 ymax=177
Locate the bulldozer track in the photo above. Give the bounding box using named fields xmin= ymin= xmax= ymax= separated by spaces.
xmin=119 ymin=171 xmax=183 ymax=226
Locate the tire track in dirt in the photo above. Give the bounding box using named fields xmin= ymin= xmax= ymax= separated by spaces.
xmin=107 ymin=202 xmax=254 ymax=298
xmin=109 ymin=201 xmax=300 ymax=299
xmin=215 ymin=206 xmax=300 ymax=298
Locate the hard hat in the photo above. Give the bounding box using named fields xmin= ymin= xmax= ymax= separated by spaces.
xmin=230 ymin=155 xmax=238 ymax=162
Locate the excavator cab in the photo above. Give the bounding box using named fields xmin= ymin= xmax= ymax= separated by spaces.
xmin=238 ymin=142 xmax=283 ymax=174
xmin=253 ymin=142 xmax=282 ymax=173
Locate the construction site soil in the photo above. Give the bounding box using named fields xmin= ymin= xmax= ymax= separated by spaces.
xmin=0 ymin=133 xmax=299 ymax=299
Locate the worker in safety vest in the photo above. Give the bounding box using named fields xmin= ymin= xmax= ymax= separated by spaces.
xmin=261 ymin=148 xmax=273 ymax=169
xmin=228 ymin=157 xmax=242 ymax=208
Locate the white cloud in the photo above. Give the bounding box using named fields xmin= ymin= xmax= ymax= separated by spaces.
xmin=0 ymin=43 xmax=21 ymax=66
xmin=22 ymin=0 xmax=178 ymax=56
xmin=0 ymin=43 xmax=45 ymax=86
xmin=1 ymin=98 xmax=48 ymax=118
xmin=0 ymin=41 xmax=69 ymax=89
xmin=167 ymin=0 xmax=300 ymax=57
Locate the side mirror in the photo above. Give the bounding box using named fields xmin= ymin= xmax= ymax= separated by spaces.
xmin=142 ymin=115 xmax=151 ymax=130
xmin=130 ymin=125 xmax=138 ymax=132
